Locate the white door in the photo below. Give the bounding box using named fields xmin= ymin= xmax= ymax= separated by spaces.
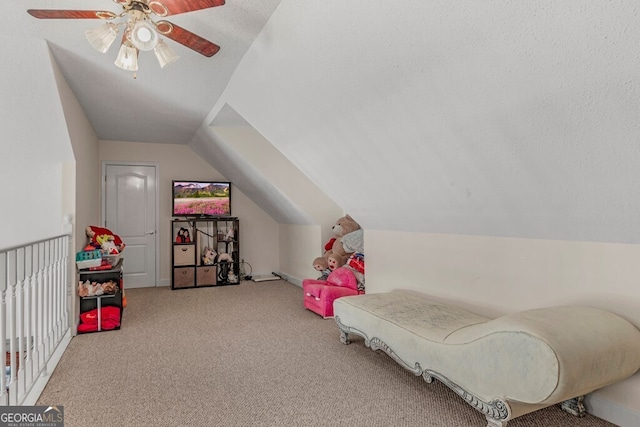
xmin=104 ymin=163 xmax=157 ymax=288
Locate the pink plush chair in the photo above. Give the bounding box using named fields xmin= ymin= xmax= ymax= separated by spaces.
xmin=302 ymin=267 xmax=362 ymax=318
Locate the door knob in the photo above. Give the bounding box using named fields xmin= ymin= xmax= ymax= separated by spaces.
xmin=145 ymin=230 xmax=155 ymax=235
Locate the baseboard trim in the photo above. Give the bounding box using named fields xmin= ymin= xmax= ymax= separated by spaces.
xmin=586 ymin=393 xmax=640 ymax=427
xmin=272 ymin=271 xmax=302 ymax=287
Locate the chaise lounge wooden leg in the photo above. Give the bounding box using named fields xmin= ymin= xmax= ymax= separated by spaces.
xmin=339 ymin=330 xmax=350 ymax=345
xmin=560 ymin=396 xmax=586 ymax=417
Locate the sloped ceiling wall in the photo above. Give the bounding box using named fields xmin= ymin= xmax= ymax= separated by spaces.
xmin=0 ymin=40 xmax=74 ymax=246
xmin=209 ymin=0 xmax=640 ymax=244
xmin=190 ymin=124 xmax=314 ymax=224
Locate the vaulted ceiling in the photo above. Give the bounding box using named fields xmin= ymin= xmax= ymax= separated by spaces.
xmin=14 ymin=0 xmax=283 ymax=144
xmin=9 ymin=1 xmax=640 ymax=244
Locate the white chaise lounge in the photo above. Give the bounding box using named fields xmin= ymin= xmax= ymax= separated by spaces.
xmin=334 ymin=290 xmax=640 ymax=427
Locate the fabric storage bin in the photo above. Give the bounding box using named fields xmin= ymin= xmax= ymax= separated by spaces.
xmin=173 ymin=244 xmax=195 ymax=266
xmin=173 ymin=267 xmax=195 ymax=288
xmin=196 ymin=266 xmax=217 ymax=286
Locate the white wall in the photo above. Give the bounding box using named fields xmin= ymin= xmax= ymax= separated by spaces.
xmin=366 ymin=229 xmax=640 ymax=421
xmin=278 ymin=224 xmax=322 ymax=284
xmin=232 ymin=190 xmax=280 ymax=277
xmin=0 ymin=42 xmax=74 ymax=247
xmin=50 ymin=50 xmax=100 ymax=253
xmin=98 ymin=140 xmax=280 ymax=284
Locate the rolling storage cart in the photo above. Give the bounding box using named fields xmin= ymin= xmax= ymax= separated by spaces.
xmin=77 ymin=258 xmax=124 ymax=333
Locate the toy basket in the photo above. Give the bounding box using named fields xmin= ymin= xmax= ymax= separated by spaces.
xmin=76 ymin=250 xmax=102 ymax=269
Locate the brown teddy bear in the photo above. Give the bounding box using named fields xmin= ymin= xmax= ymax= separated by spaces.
xmin=311 ymin=214 xmax=361 ymax=271
xmin=332 ymin=228 xmax=364 ymax=258
xmin=331 ymin=214 xmax=361 ymax=237
xmin=327 ymin=253 xmax=347 ymax=271
xmin=329 ymin=215 xmax=361 ymax=258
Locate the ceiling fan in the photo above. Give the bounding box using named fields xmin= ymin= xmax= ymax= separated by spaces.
xmin=27 ymin=0 xmax=225 ymax=73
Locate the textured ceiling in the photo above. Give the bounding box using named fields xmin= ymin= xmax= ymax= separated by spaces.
xmin=215 ymin=1 xmax=640 ymax=243
xmin=9 ymin=1 xmax=640 ymax=244
xmin=14 ymin=0 xmax=282 ymax=144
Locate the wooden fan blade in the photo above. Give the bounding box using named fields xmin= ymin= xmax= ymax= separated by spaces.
xmin=157 ymin=21 xmax=220 ymax=57
xmin=150 ymin=0 xmax=225 ymax=17
xmin=27 ymin=9 xmax=115 ymax=20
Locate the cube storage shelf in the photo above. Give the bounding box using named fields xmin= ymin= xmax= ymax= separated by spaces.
xmin=171 ymin=217 xmax=240 ymax=290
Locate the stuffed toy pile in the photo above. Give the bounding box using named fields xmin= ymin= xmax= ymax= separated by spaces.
xmin=312 ymin=214 xmax=365 ymax=291
xmin=201 ymin=246 xmax=232 ymax=265
xmin=85 ymin=225 xmax=126 ymax=254
xmin=77 ymin=279 xmax=119 ymax=297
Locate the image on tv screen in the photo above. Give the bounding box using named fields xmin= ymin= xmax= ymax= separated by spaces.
xmin=173 ymin=181 xmax=231 ymax=217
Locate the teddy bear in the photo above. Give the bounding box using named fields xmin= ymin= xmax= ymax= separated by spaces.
xmin=332 ymin=228 xmax=364 ymax=258
xmin=327 ymin=253 xmax=347 ymax=271
xmin=217 ymin=251 xmax=233 ymax=263
xmin=331 ymin=214 xmax=361 ymax=237
xmin=311 ymin=214 xmax=361 ymax=271
xmin=313 ymin=256 xmax=331 ymax=280
xmin=331 ymin=215 xmax=361 ymax=255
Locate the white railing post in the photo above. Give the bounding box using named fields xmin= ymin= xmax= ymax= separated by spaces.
xmin=44 ymin=240 xmax=51 ymax=376
xmin=7 ymin=250 xmax=17 ymax=405
xmin=33 ymin=243 xmax=42 ymax=375
xmin=16 ymin=247 xmax=26 ymax=400
xmin=0 ymin=251 xmax=7 ymax=406
xmin=54 ymin=240 xmax=61 ymax=343
xmin=24 ymin=245 xmax=33 ymax=387
xmin=38 ymin=241 xmax=47 ymax=374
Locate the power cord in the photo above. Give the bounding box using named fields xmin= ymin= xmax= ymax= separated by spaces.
xmin=240 ymin=259 xmax=253 ymax=281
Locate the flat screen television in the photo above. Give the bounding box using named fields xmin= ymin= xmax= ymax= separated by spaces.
xmin=172 ymin=181 xmax=231 ymax=217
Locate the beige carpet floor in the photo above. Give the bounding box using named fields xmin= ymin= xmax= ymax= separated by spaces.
xmin=37 ymin=280 xmax=616 ymax=426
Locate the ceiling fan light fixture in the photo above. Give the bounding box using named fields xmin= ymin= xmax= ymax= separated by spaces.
xmin=85 ymin=23 xmax=119 ymax=53
xmin=114 ymin=42 xmax=139 ymax=71
xmin=129 ymin=20 xmax=159 ymax=51
xmin=28 ymin=0 xmax=227 ymax=75
xmin=154 ymin=40 xmax=179 ymax=68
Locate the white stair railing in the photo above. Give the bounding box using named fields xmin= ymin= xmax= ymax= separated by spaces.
xmin=1 ymin=234 xmax=72 ymax=406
